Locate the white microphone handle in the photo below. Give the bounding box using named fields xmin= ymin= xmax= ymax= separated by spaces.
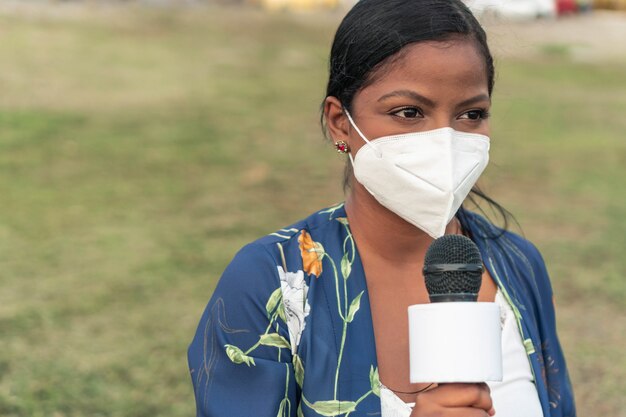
xmin=408 ymin=302 xmax=502 ymax=383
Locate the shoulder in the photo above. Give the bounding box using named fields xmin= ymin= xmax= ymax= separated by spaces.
xmin=235 ymin=202 xmax=345 ymax=255
xmin=462 ymin=209 xmax=544 ymax=261
xmin=461 ymin=209 xmax=551 ymax=290
xmin=218 ymin=203 xmax=347 ymax=290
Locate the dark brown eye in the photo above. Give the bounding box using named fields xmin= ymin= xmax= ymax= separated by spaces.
xmin=460 ymin=109 xmax=489 ymax=120
xmin=392 ymin=107 xmax=421 ymax=119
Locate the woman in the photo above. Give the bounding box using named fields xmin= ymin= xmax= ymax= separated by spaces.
xmin=188 ymin=0 xmax=576 ymax=416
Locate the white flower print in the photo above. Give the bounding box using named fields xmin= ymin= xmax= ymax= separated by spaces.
xmin=277 ymin=266 xmax=311 ymax=355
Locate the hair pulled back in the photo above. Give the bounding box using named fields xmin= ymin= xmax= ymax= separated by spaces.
xmin=325 ymin=0 xmax=494 ymax=114
xmin=323 ymin=0 xmax=514 ymax=235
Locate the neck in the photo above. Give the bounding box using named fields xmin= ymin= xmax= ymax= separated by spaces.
xmin=345 ymin=182 xmax=461 ymax=264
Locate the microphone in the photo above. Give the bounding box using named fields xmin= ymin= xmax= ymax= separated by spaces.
xmin=408 ymin=234 xmax=502 ymax=383
xmin=423 ymin=234 xmax=483 ymax=302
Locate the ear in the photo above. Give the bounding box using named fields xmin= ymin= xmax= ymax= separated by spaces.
xmin=323 ymin=96 xmax=350 ymax=143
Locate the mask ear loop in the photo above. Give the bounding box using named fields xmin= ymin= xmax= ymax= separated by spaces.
xmin=344 ymin=109 xmax=382 ymax=159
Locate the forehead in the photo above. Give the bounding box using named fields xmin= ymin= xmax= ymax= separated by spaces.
xmin=358 ymin=39 xmax=489 ymax=104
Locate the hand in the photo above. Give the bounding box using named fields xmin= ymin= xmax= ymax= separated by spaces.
xmin=410 ymin=383 xmax=495 ymax=417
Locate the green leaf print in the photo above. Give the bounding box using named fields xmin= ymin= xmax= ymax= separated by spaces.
xmin=277 ymin=302 xmax=287 ymax=322
xmin=224 ymin=344 xmax=256 ymax=366
xmin=266 ymin=288 xmax=283 ymax=319
xmin=346 ymin=291 xmax=364 ymax=323
xmin=303 ymin=397 xmax=357 ymax=416
xmin=259 ymin=333 xmax=291 ymax=349
xmin=293 ymin=353 xmax=305 ymax=388
xmin=277 ymin=398 xmax=291 ymax=417
xmin=340 ymin=252 xmax=351 ymax=280
xmin=310 ymin=241 xmax=325 ymax=256
xmin=369 ymin=366 xmax=380 ymax=397
xmin=319 ymin=202 xmax=344 ymax=219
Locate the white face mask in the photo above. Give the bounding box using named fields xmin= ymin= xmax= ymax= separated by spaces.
xmin=344 ymin=111 xmax=490 ymax=238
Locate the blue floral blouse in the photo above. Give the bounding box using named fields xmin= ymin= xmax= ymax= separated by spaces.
xmin=188 ymin=203 xmax=576 ymax=416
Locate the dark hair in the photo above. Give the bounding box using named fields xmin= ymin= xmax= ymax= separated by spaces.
xmin=325 ymin=0 xmax=494 ymax=114
xmin=322 ymin=0 xmax=515 ymax=234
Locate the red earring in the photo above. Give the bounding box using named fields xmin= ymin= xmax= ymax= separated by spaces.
xmin=335 ymin=140 xmax=350 ymax=154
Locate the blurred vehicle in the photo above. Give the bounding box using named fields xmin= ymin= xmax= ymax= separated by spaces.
xmin=593 ymin=0 xmax=626 ymax=9
xmin=556 ymin=0 xmax=579 ymax=13
xmin=465 ymin=0 xmax=557 ymax=19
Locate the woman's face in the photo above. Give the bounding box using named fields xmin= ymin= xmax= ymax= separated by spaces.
xmin=326 ymin=38 xmax=491 ymax=156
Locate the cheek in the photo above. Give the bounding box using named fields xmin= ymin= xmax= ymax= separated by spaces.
xmin=474 ymin=124 xmax=491 ymax=139
xmin=347 ymin=129 xmax=368 ymax=157
xmin=480 ymin=119 xmax=491 ymax=137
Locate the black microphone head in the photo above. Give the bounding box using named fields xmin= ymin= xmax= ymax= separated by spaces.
xmin=423 ymin=234 xmax=483 ymax=302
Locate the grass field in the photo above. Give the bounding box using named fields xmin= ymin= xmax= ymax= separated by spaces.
xmin=0 ymin=4 xmax=624 ymax=416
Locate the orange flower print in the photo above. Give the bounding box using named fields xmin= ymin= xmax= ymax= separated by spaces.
xmin=298 ymin=231 xmax=323 ymax=277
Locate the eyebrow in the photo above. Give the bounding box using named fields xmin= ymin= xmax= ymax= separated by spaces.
xmin=377 ymin=90 xmax=490 ymax=109
xmin=377 ymin=90 xmax=436 ymax=107
xmin=455 ymin=94 xmax=491 ymax=109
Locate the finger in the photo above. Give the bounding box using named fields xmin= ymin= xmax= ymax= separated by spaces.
xmin=451 ymin=409 xmax=491 ymax=417
xmin=423 ymin=383 xmax=493 ymax=411
xmin=471 ymin=383 xmax=494 ymax=413
xmin=411 ymin=407 xmax=490 ymax=417
xmin=469 ymin=383 xmax=494 ymax=413
xmin=450 ymin=408 xmax=491 ymax=417
xmin=481 ymin=383 xmax=496 ymax=416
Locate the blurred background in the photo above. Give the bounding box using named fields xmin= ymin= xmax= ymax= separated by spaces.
xmin=0 ymin=0 xmax=624 ymax=416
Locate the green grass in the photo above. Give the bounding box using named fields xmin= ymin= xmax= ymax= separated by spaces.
xmin=0 ymin=5 xmax=624 ymax=416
